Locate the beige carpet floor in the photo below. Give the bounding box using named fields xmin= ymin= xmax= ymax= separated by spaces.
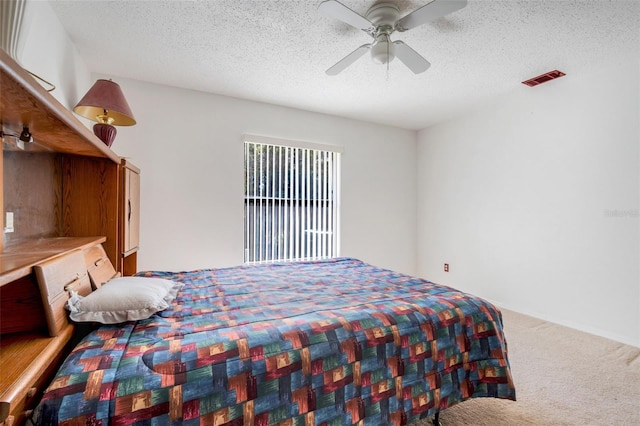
xmin=418 ymin=308 xmax=640 ymax=426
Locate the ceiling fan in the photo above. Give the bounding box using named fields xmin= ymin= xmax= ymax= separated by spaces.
xmin=318 ymin=0 xmax=468 ymax=75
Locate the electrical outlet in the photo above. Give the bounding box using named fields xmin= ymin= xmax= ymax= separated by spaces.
xmin=444 ymin=263 xmax=449 ymax=272
xmin=4 ymin=212 xmax=14 ymax=233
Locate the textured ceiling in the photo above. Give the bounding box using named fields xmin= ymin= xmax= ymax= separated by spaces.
xmin=48 ymin=0 xmax=640 ymax=130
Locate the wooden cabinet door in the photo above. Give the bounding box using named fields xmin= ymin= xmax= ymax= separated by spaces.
xmin=123 ymin=164 xmax=140 ymax=254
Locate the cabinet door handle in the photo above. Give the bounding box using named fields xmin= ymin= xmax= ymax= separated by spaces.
xmin=128 ymin=199 xmax=132 ymax=222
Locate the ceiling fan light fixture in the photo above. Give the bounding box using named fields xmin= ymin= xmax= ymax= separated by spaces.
xmin=319 ymin=0 xmax=468 ymax=75
xmin=371 ymin=34 xmax=395 ymax=65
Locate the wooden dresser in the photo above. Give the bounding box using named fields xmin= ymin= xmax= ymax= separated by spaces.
xmin=0 ymin=50 xmax=140 ymax=424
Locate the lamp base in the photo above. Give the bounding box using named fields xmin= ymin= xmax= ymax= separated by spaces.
xmin=93 ymin=123 xmax=117 ymax=147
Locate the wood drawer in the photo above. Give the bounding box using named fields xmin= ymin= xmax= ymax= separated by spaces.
xmin=34 ymin=250 xmax=92 ymax=337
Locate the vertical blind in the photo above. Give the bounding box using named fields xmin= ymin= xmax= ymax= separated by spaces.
xmin=244 ymin=139 xmax=340 ymax=263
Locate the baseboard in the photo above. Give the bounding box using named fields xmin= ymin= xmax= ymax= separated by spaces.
xmin=488 ymin=299 xmax=640 ymax=349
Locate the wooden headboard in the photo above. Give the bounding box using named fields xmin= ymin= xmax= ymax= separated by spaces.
xmin=34 ymin=251 xmax=92 ymax=337
xmin=32 ymin=243 xmax=118 ymax=337
xmin=84 ymin=244 xmax=120 ymax=289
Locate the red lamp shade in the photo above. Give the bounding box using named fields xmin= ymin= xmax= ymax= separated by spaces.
xmin=73 ymin=79 xmax=136 ymax=147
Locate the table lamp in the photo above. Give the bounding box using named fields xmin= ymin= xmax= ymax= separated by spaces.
xmin=73 ymin=79 xmax=136 ymax=147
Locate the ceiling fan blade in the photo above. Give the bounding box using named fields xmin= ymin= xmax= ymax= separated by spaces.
xmin=326 ymin=44 xmax=371 ymax=75
xmin=393 ymin=41 xmax=431 ymax=74
xmin=318 ymin=0 xmax=374 ymax=33
xmin=396 ymin=0 xmax=468 ymax=32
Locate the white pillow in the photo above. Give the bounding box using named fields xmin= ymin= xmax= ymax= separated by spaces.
xmin=67 ymin=277 xmax=182 ymax=324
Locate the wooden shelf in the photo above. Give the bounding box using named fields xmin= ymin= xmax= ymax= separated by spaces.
xmin=0 ymin=49 xmax=120 ymax=163
xmin=0 ymin=324 xmax=75 ymax=425
xmin=0 ymin=237 xmax=106 ymax=286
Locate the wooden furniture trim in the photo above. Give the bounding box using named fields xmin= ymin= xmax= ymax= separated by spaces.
xmin=121 ymin=251 xmax=138 ymax=277
xmin=0 ymin=237 xmax=106 ymax=287
xmin=0 ymin=50 xmax=120 ymax=163
xmin=120 ymin=159 xmax=140 ymax=275
xmin=121 ymin=159 xmax=140 ymax=175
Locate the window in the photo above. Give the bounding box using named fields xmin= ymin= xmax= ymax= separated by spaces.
xmin=244 ymin=136 xmax=341 ymax=263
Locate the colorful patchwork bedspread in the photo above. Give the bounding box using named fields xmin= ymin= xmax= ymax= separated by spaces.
xmin=33 ymin=258 xmax=515 ymax=425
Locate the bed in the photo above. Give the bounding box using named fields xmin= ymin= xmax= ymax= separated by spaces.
xmin=32 ymin=257 xmax=515 ymax=425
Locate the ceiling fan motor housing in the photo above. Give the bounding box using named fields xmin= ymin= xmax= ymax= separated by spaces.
xmin=366 ymin=3 xmax=400 ymax=65
xmin=365 ymin=2 xmax=400 ymax=27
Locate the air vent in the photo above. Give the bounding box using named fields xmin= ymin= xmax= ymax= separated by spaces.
xmin=522 ymin=70 xmax=566 ymax=87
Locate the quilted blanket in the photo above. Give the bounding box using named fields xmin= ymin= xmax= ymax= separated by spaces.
xmin=33 ymin=258 xmax=515 ymax=425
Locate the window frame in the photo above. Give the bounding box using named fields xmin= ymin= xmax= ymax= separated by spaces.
xmin=243 ymin=135 xmax=342 ymax=264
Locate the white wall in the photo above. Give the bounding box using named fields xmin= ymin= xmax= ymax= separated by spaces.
xmin=9 ymin=1 xmax=418 ymax=276
xmin=105 ymin=77 xmax=418 ymax=275
xmin=17 ymin=1 xmax=91 ymax=109
xmin=417 ymin=60 xmax=640 ymax=346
